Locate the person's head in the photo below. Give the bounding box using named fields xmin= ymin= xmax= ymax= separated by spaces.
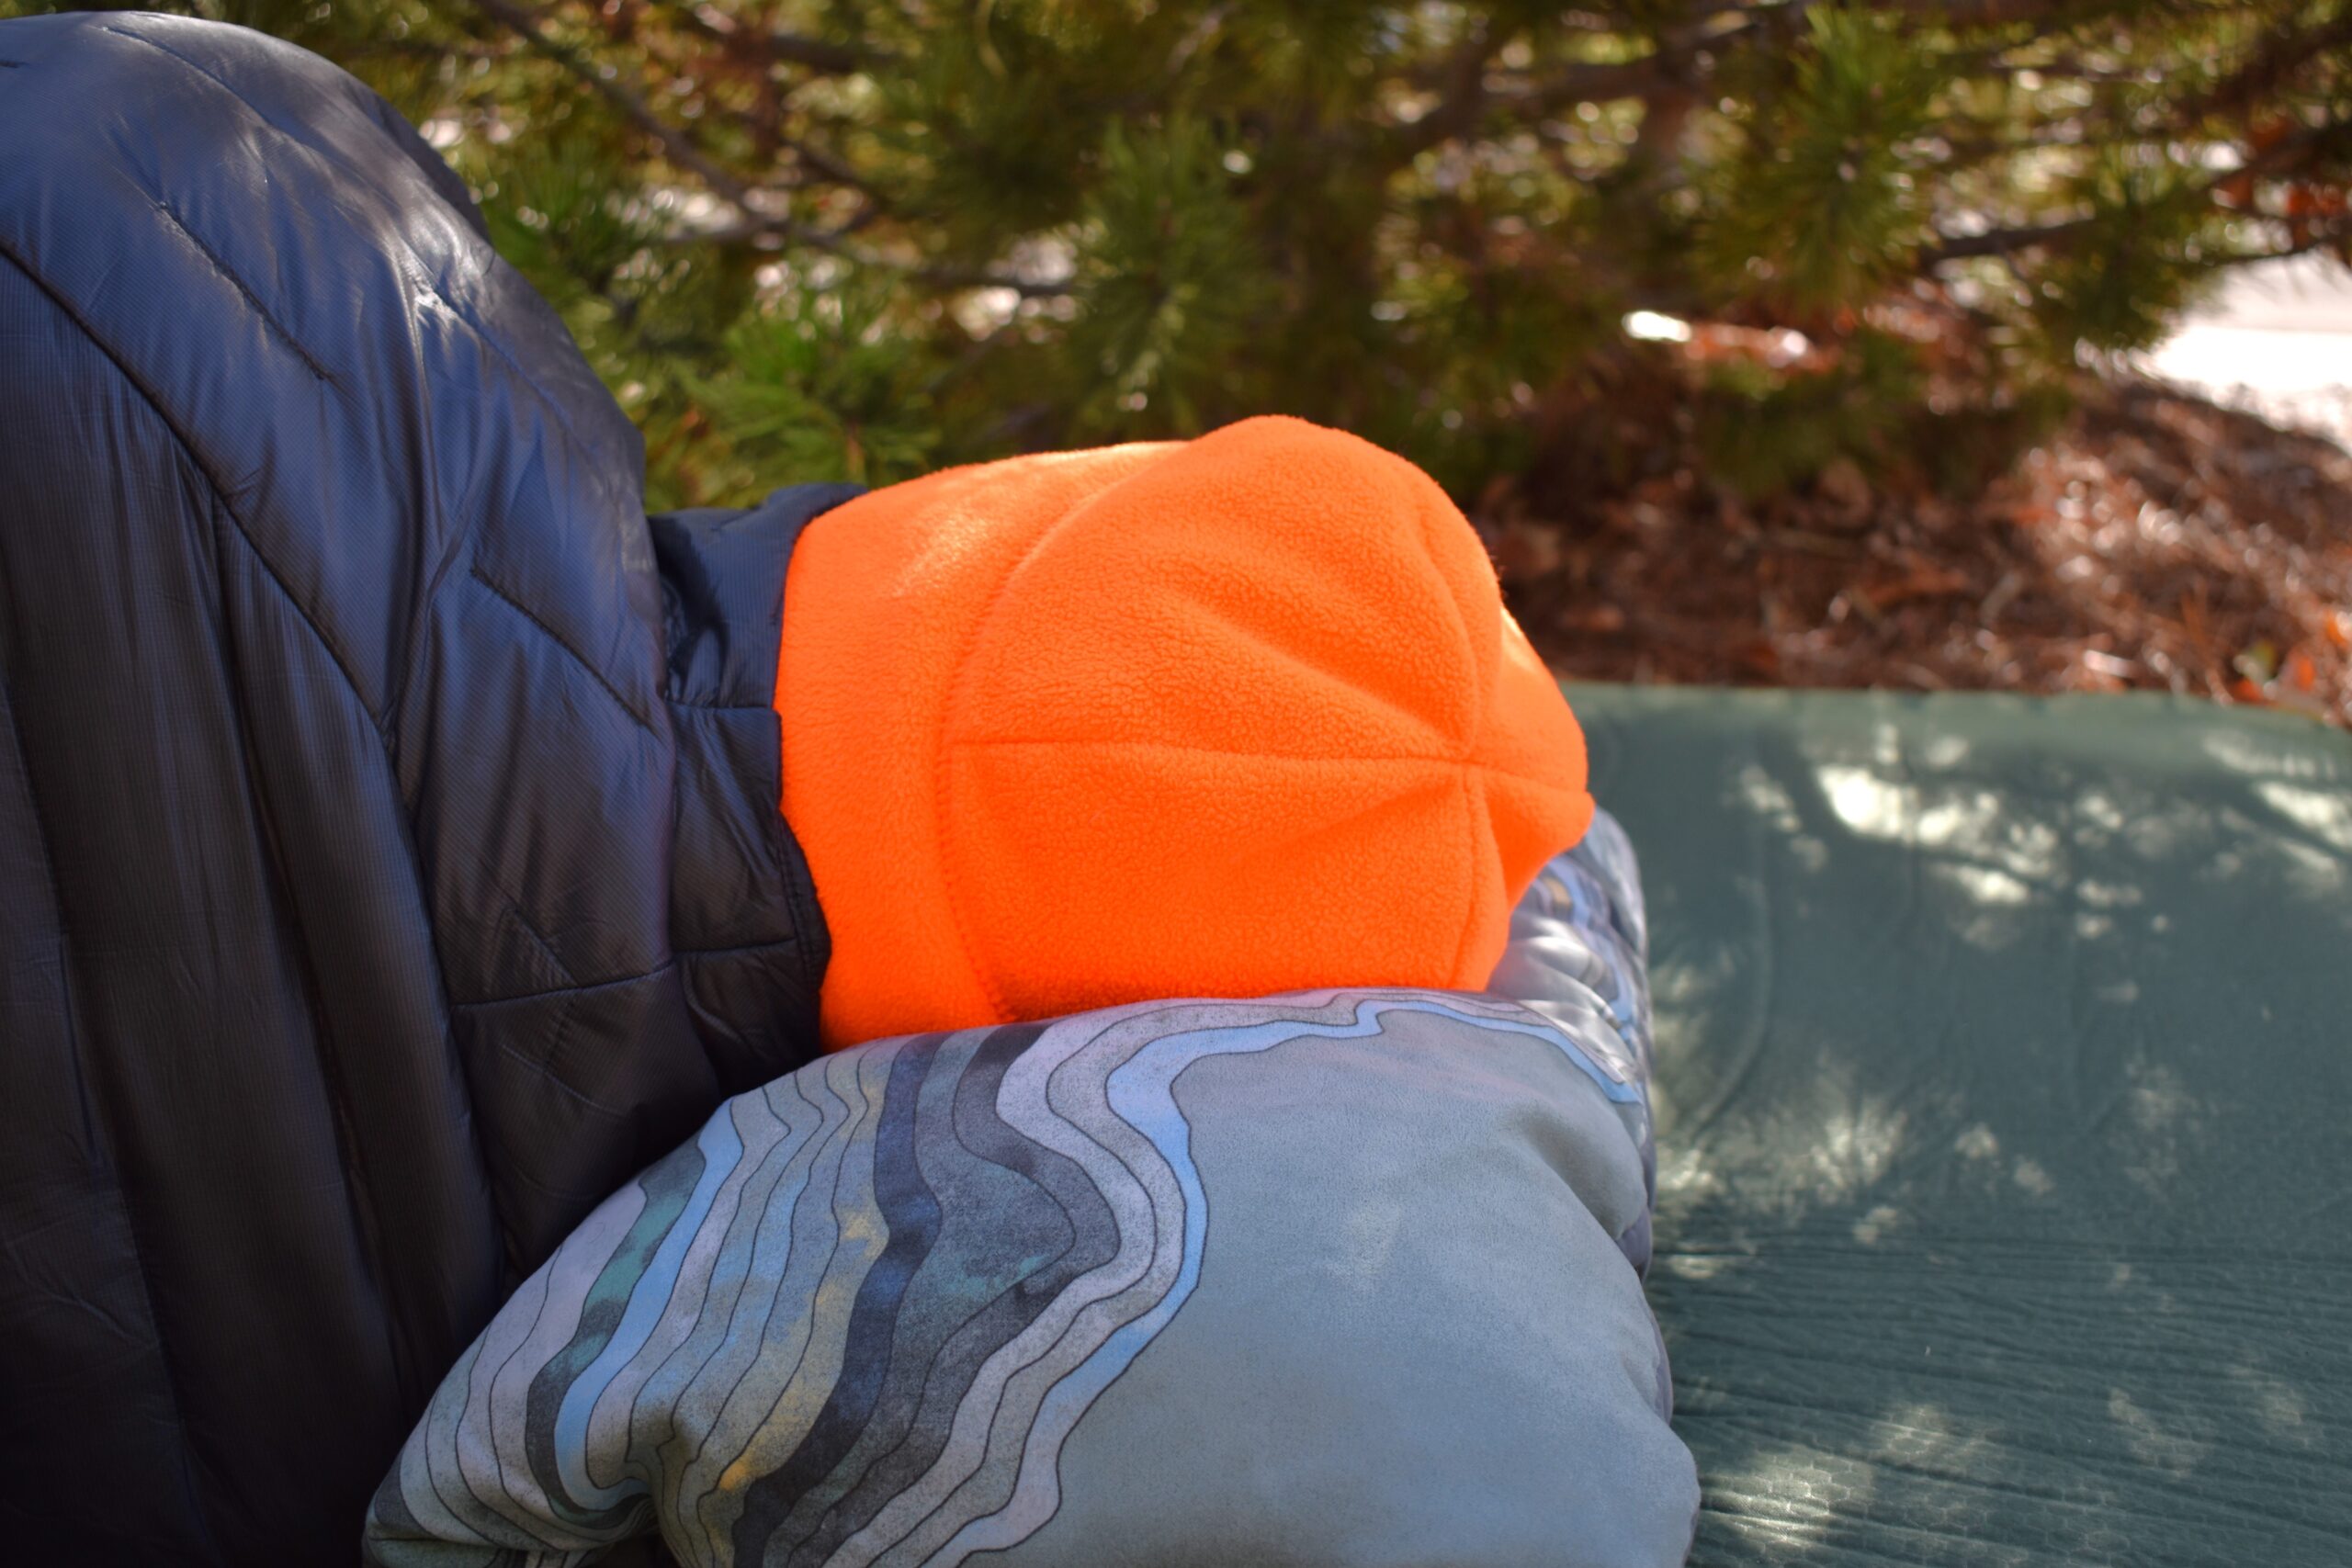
xmin=777 ymin=414 xmax=1591 ymax=1049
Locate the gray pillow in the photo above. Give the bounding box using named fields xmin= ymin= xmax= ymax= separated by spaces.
xmin=365 ymin=811 xmax=1696 ymax=1567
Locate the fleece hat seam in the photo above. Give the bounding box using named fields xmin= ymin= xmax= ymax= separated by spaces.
xmin=930 ymin=457 xmax=1152 ymax=1030
xmin=939 ymin=423 xmax=1540 ymax=1022
xmin=1396 ymin=439 xmax=1497 ymax=993
xmin=936 ymin=422 xmax=1513 ymax=1021
xmin=948 ymin=736 xmax=1588 ymax=800
xmin=1401 ymin=459 xmax=1489 ymax=766
xmin=1399 ymin=438 xmax=1531 ymax=990
xmin=1447 ymin=770 xmax=1483 ymax=987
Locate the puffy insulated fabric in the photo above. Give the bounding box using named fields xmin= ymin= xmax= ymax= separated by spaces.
xmin=362 ymin=815 xmax=1694 ymax=1568
xmin=0 ymin=16 xmax=854 ymax=1563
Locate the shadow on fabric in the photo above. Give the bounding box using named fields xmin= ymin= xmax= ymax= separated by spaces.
xmin=1570 ymin=684 xmax=2352 ymax=1567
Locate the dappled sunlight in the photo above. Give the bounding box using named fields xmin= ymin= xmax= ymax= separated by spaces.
xmin=2255 ymin=780 xmax=2352 ymax=852
xmin=1662 ymin=1088 xmax=2064 ymax=1248
xmin=1636 ymin=698 xmax=2346 ymax=1232
xmin=1656 ymin=1249 xmax=1745 ymax=1286
xmin=1654 ymin=1141 xmax=1722 ymax=1213
xmin=1794 ymin=728 xmax=2125 ymax=954
xmin=1816 ymin=762 xmax=1906 ymax=838
xmin=1734 ymin=763 xmax=1803 ymax=833
xmin=1815 ymin=761 xmax=2063 ymax=885
xmin=1866 ymin=1401 xmax=1992 ymax=1478
xmin=1733 ymin=763 xmax=1830 ymax=872
xmin=1706 ymin=1440 xmax=1878 ymax=1556
xmin=2073 ymin=788 xmax=2130 ymax=833
xmin=2113 ymin=1057 xmax=2209 ymax=1200
xmin=2268 ymin=833 xmax=2352 ymax=902
xmin=2076 ymin=878 xmax=2143 ymax=909
xmin=1808 ymin=1100 xmax=1912 ymax=1206
xmin=1643 ymin=941 xmax=1762 ymax=1142
xmin=2197 ymin=726 xmax=2335 ymax=780
xmin=1584 ymin=690 xmax=2352 ymax=1565
xmin=2107 ymin=1388 xmax=2216 ymax=1480
xmin=1658 ymin=1070 xmax=1930 ymax=1235
xmin=1704 ymin=708 xmax=2352 ymax=971
xmin=1951 ymin=1122 xmax=2060 ymax=1202
xmin=1942 ymin=862 xmax=2034 ymax=906
xmin=2230 ymin=1359 xmax=2321 ymax=1450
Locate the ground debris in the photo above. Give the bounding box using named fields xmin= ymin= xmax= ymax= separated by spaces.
xmin=1495 ymin=377 xmax=2352 ymax=728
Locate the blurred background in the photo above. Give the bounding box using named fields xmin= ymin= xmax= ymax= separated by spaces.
xmin=12 ymin=0 xmax=2347 ymax=723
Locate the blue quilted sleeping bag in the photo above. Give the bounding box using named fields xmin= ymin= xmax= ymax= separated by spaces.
xmin=0 ymin=15 xmax=846 ymax=1562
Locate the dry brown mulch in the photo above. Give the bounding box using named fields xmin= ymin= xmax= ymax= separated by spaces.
xmin=1491 ymin=378 xmax=2352 ymax=728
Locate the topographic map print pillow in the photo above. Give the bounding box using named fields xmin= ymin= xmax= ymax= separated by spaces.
xmin=364 ymin=814 xmax=1698 ymax=1568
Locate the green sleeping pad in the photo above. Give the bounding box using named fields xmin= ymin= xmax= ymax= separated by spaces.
xmin=1567 ymin=686 xmax=2352 ymax=1566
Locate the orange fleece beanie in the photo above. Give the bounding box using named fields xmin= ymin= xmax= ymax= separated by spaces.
xmin=776 ymin=414 xmax=1593 ymax=1050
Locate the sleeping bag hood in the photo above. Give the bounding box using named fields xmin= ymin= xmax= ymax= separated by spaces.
xmin=0 ymin=15 xmax=853 ymax=1562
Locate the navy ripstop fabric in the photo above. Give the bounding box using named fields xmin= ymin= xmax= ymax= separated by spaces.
xmin=0 ymin=16 xmax=847 ymax=1563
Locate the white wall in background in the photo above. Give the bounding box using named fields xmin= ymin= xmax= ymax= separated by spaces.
xmin=2141 ymin=254 xmax=2352 ymax=446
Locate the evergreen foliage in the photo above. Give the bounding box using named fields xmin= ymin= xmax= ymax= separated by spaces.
xmin=14 ymin=0 xmax=2350 ymax=510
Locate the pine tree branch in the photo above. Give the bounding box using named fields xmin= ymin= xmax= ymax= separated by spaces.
xmin=464 ymin=0 xmax=762 ymax=207
xmin=1385 ymin=17 xmax=1509 ymax=163
xmin=343 ymin=37 xmax=503 ymax=65
xmin=2173 ymin=12 xmax=2352 ymax=128
xmin=1163 ymin=2 xmax=1232 ymax=79
xmin=758 ymin=29 xmax=874 ymax=73
xmin=1871 ymin=0 xmax=2100 ymax=26
xmin=2234 ymin=113 xmax=2352 ymax=181
xmin=1382 ymin=41 xmax=1704 ymax=175
xmin=658 ymin=2 xmax=884 ymax=73
xmin=1929 ymin=116 xmax=2176 ymax=171
xmin=777 ymin=134 xmax=871 ymax=195
xmin=588 ymin=8 xmax=870 ymax=199
xmin=664 ymin=209 xmax=1070 ymax=299
xmin=661 ymin=209 xmax=851 ymax=251
xmin=1954 ymin=12 xmax=2352 ymax=186
xmin=2223 ymin=214 xmax=2352 ymax=265
xmin=1919 ymin=215 xmax=2102 ymax=264
xmin=918 ymin=265 xmax=1071 ymax=299
xmin=1919 ymin=114 xmax=2352 ymax=268
xmin=1385 ymin=0 xmax=1776 ymax=174
xmin=1668 ymin=0 xmax=2089 ymax=29
xmin=1512 ymin=58 xmax=1676 ymax=114
xmin=466 ymin=0 xmax=888 ymax=246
